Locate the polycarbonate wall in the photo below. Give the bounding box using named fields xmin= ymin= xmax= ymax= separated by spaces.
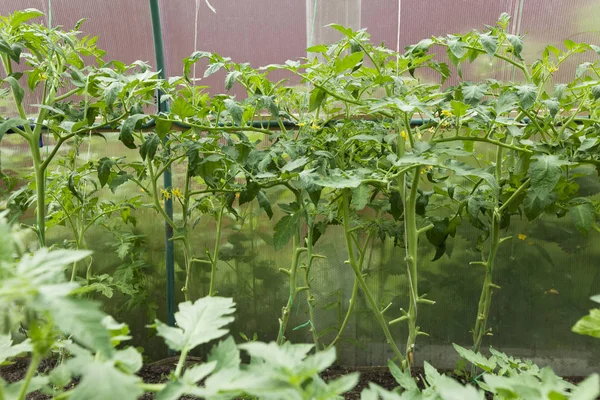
xmin=1 ymin=1 xmax=600 ymax=373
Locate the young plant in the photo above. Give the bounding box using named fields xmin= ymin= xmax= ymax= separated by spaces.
xmin=0 ymin=9 xmax=157 ymax=247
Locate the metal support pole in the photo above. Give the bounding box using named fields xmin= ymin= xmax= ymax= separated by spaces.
xmin=148 ymin=0 xmax=175 ymax=331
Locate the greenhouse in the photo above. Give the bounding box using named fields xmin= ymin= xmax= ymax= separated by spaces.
xmin=0 ymin=0 xmax=599 ymax=399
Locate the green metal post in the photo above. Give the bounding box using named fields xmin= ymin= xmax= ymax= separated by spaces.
xmin=149 ymin=0 xmax=175 ymax=329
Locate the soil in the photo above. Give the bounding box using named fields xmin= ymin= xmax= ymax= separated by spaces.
xmin=0 ymin=357 xmax=595 ymax=400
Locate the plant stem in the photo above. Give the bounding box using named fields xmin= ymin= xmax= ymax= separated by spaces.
xmin=17 ymin=353 xmax=41 ymax=400
xmin=403 ymin=167 xmax=422 ymax=369
xmin=303 ymin=221 xmax=320 ymax=350
xmin=208 ymin=203 xmax=225 ymax=296
xmin=341 ymin=191 xmax=405 ymax=365
xmin=31 ymin=139 xmax=47 ymax=246
xmin=182 ymin=237 xmax=193 ymax=302
xmin=174 ymin=347 xmax=189 ymax=378
xmin=277 ymin=240 xmax=305 ymax=345
xmin=472 ymin=146 xmax=503 ymax=356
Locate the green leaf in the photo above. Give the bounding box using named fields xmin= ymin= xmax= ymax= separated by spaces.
xmin=10 ymin=8 xmax=44 ymax=28
xmin=462 ymin=83 xmax=487 ymax=105
xmin=225 ymin=70 xmax=241 ymax=91
xmin=307 ymin=44 xmax=328 ymax=53
xmin=506 ymin=34 xmax=523 ymax=58
xmin=119 ymin=114 xmax=149 ymax=149
xmin=69 ymin=358 xmax=142 ymax=400
xmin=257 ymin=191 xmax=273 ymax=219
xmin=351 ymin=184 xmax=370 ymax=211
xmin=282 ymin=156 xmax=309 ymax=172
xmin=0 ymin=118 xmax=29 ymax=140
xmin=542 ymin=99 xmax=559 ymax=118
xmin=569 ymin=374 xmax=600 ymax=400
xmin=335 ymin=52 xmax=364 ymax=73
xmin=478 ymin=33 xmax=498 ymax=56
xmin=224 ymin=99 xmax=243 ymax=126
xmin=447 ymin=38 xmax=467 ymax=59
xmin=569 ymin=200 xmax=594 ymax=234
xmin=207 ymin=336 xmax=240 ymax=373
xmin=450 ymin=100 xmax=469 ymax=117
xmin=204 ymin=62 xmax=224 ymax=78
xmin=572 ymin=309 xmax=600 ymax=339
xmin=273 ymin=212 xmax=301 ymax=250
xmin=516 ymin=84 xmax=537 ymax=109
xmin=592 ymin=85 xmax=600 ymax=100
xmin=314 ymin=171 xmax=361 ymax=189
xmin=528 ymin=154 xmax=564 ymax=198
xmin=452 ymin=344 xmax=496 ymax=373
xmin=97 ymin=157 xmax=115 ymax=188
xmin=5 ymin=76 xmax=24 ymax=106
xmin=388 ymin=360 xmax=418 ymax=391
xmin=308 ymin=88 xmax=326 ymax=112
xmin=155 ymin=297 xmax=235 ymax=352
xmin=495 ymin=91 xmax=518 ymax=115
xmin=139 ymin=134 xmax=160 ymax=161
xmin=44 ymin=298 xmax=113 ymax=357
xmin=0 ymin=335 xmax=31 ymax=366
xmin=171 ymin=97 xmax=196 ymax=119
xmin=389 ymin=191 xmax=404 ymax=221
xmin=437 ymin=374 xmax=485 ymax=400
xmin=155 ymin=118 xmax=172 ymax=140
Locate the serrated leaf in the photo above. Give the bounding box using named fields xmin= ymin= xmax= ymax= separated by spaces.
xmin=335 ymin=52 xmax=364 ymax=73
xmin=69 ymin=359 xmax=142 ymax=400
xmin=495 ymin=91 xmax=518 ymax=115
xmin=478 ymin=33 xmax=498 ymax=56
xmin=155 ymin=118 xmax=172 ymax=140
xmin=447 ymin=38 xmax=467 ymax=59
xmin=462 ymin=83 xmax=487 ymax=105
xmin=528 ymin=154 xmax=564 ymax=198
xmin=257 ymin=191 xmax=273 ymax=219
xmin=569 ymin=374 xmax=600 ymax=400
xmin=572 ymin=309 xmax=600 ymax=339
xmin=224 ymin=99 xmax=243 ymax=126
xmin=309 ymin=87 xmax=326 ymax=112
xmin=452 ymin=343 xmax=496 ymax=372
xmin=543 ymin=99 xmax=559 ymax=118
xmin=506 ymin=34 xmax=523 ymax=58
xmin=44 ymin=297 xmax=113 ymax=357
xmin=207 ymin=336 xmax=240 ymax=373
xmin=171 ymin=97 xmax=196 ymax=119
xmin=388 ymin=360 xmax=418 ymax=391
xmin=0 ymin=335 xmax=31 ymax=365
xmin=225 ymin=70 xmax=241 ymax=90
xmin=351 ymin=184 xmax=370 ymax=211
xmin=569 ymin=201 xmax=594 ymax=234
xmin=204 ymin=62 xmax=224 ymax=78
xmin=119 ymin=114 xmax=149 ymax=149
xmin=97 ymin=157 xmax=115 ymax=188
xmin=516 ymin=84 xmax=537 ymax=109
xmin=314 ymin=171 xmax=361 ymax=189
xmin=437 ymin=374 xmax=485 ymax=400
xmin=273 ymin=212 xmax=301 ymax=250
xmin=139 ymin=134 xmax=160 ymax=161
xmin=155 ymin=297 xmax=235 ymax=352
xmin=281 ymin=156 xmax=309 ymax=172
xmin=450 ymin=100 xmax=469 ymax=117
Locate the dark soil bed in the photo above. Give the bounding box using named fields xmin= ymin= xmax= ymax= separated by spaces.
xmin=0 ymin=357 xmax=594 ymax=399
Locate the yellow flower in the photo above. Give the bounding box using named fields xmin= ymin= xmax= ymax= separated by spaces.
xmin=310 ymin=122 xmax=320 ymax=130
xmin=297 ymin=122 xmax=306 ymax=128
xmin=545 ymin=288 xmax=559 ymax=295
xmin=171 ymin=188 xmax=184 ymax=199
xmin=547 ymin=64 xmax=558 ymax=73
xmin=400 ymin=130 xmax=408 ymax=140
xmin=441 ymin=109 xmax=453 ymax=117
xmin=428 ymin=127 xmax=435 ymax=133
xmin=517 ymin=234 xmax=527 ymax=240
xmin=161 ymin=189 xmax=171 ymax=200
xmin=421 ymin=165 xmax=433 ymax=174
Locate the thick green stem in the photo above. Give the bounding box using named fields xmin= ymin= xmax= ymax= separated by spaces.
xmin=17 ymin=353 xmax=41 ymax=400
xmin=182 ymin=237 xmax=193 ymax=302
xmin=303 ymin=222 xmax=320 ymax=350
xmin=404 ymin=167 xmax=422 ymax=369
xmin=31 ymin=141 xmax=46 ymax=246
xmin=173 ymin=347 xmax=189 ymax=378
xmin=341 ymin=191 xmax=405 ymax=364
xmin=327 ymin=231 xmax=373 ymax=350
xmin=472 ymin=146 xmax=503 ymax=356
xmin=277 ymin=239 xmax=305 ymax=345
xmin=208 ymin=204 xmax=225 ymax=297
